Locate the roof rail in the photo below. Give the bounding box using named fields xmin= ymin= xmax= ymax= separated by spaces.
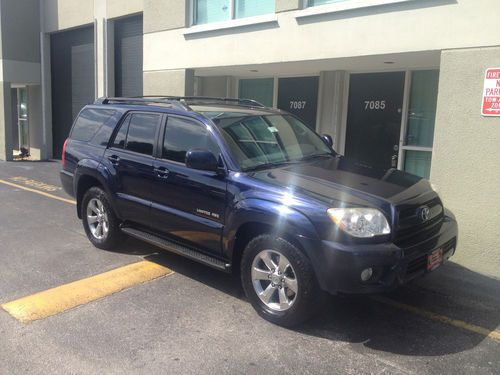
xmin=142 ymin=95 xmax=266 ymax=108
xmin=95 ymin=97 xmax=191 ymax=111
xmin=95 ymin=96 xmax=267 ymax=110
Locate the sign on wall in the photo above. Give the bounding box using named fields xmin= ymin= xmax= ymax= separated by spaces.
xmin=481 ymin=68 xmax=500 ymax=116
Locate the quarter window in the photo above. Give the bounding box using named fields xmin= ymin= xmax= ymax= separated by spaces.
xmin=71 ymin=108 xmax=116 ymax=142
xmin=163 ymin=117 xmax=219 ymax=163
xmin=194 ymin=0 xmax=275 ymax=25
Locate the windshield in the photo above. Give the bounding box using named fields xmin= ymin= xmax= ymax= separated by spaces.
xmin=206 ymin=113 xmax=333 ymax=171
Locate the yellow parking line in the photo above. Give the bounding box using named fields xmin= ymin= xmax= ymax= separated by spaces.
xmin=1 ymin=261 xmax=172 ymax=323
xmin=0 ymin=179 xmax=76 ymax=205
xmin=372 ymin=295 xmax=500 ymax=341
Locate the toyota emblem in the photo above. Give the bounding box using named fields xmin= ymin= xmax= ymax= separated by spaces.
xmin=419 ymin=206 xmax=430 ymax=222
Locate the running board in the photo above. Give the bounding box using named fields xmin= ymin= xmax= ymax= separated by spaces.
xmin=121 ymin=227 xmax=231 ymax=272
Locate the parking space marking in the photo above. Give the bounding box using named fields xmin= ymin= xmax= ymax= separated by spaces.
xmin=0 ymin=179 xmax=76 ymax=205
xmin=9 ymin=176 xmax=62 ymax=192
xmin=372 ymin=295 xmax=500 ymax=341
xmin=1 ymin=261 xmax=172 ymax=323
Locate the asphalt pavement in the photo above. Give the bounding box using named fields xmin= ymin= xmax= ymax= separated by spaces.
xmin=0 ymin=160 xmax=499 ymax=375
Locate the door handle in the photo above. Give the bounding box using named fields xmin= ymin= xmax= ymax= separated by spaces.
xmin=154 ymin=167 xmax=170 ymax=179
xmin=107 ymin=155 xmax=120 ymax=166
xmin=391 ymin=155 xmax=398 ymax=168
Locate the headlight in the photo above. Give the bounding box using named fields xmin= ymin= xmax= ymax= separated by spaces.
xmin=327 ymin=207 xmax=391 ymax=238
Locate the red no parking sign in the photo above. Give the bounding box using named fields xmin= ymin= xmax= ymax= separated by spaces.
xmin=482 ymin=68 xmax=500 ymax=116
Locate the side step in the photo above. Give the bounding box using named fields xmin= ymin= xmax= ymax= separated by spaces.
xmin=121 ymin=227 xmax=231 ymax=272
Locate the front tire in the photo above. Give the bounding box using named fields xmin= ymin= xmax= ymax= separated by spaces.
xmin=241 ymin=234 xmax=324 ymax=327
xmin=81 ymin=187 xmax=123 ymax=250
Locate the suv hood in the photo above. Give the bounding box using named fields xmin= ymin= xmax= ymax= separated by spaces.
xmin=249 ymin=156 xmax=434 ymax=207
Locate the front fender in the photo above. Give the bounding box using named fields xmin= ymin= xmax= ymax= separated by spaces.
xmin=223 ymin=198 xmax=320 ymax=260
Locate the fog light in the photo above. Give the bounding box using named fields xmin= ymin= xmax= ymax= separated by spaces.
xmin=361 ymin=268 xmax=373 ymax=282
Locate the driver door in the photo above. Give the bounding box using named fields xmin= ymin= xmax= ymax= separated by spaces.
xmin=150 ymin=115 xmax=226 ymax=255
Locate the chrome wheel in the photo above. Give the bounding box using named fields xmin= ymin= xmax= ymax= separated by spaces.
xmin=86 ymin=198 xmax=109 ymax=240
xmin=251 ymin=249 xmax=298 ymax=311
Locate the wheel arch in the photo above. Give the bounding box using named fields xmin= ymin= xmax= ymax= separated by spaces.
xmin=225 ymin=198 xmax=320 ymax=272
xmin=74 ymin=160 xmax=115 ymax=219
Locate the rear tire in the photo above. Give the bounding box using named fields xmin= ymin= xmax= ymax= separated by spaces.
xmin=81 ymin=187 xmax=123 ymax=250
xmin=241 ymin=234 xmax=324 ymax=327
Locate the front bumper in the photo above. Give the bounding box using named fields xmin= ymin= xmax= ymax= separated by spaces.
xmin=303 ymin=215 xmax=458 ymax=295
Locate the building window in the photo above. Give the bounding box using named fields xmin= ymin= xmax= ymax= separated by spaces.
xmin=194 ymin=0 xmax=275 ymax=25
xmin=239 ymin=78 xmax=274 ymax=107
xmin=402 ymin=70 xmax=439 ymax=179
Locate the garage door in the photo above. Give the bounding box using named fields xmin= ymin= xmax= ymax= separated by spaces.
xmin=51 ymin=26 xmax=95 ymax=158
xmin=114 ymin=15 xmax=143 ymax=97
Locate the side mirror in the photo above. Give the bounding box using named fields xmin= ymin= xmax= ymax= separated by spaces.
xmin=321 ymin=134 xmax=333 ymax=147
xmin=185 ymin=148 xmax=218 ymax=172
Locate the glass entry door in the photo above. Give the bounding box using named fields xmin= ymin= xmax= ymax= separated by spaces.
xmin=17 ymin=87 xmax=29 ymax=154
xmin=345 ymin=72 xmax=405 ymax=170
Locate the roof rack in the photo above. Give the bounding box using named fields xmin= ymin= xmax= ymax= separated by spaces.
xmin=95 ymin=97 xmax=191 ymax=111
xmin=152 ymin=96 xmax=266 ymax=108
xmin=95 ymin=96 xmax=267 ymax=111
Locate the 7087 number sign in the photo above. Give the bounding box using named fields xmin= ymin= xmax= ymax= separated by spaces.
xmin=290 ymin=101 xmax=306 ymax=110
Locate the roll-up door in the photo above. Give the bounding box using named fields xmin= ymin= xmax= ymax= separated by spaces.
xmin=114 ymin=15 xmax=143 ymax=97
xmin=51 ymin=25 xmax=95 ymax=158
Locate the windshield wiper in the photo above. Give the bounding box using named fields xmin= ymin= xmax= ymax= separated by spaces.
xmin=244 ymin=160 xmax=300 ymax=172
xmin=298 ymin=153 xmax=333 ymax=162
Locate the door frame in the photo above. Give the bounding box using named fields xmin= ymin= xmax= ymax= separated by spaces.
xmin=340 ymin=68 xmax=438 ymax=173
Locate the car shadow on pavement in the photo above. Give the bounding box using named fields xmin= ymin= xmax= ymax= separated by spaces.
xmin=140 ymin=248 xmax=500 ymax=357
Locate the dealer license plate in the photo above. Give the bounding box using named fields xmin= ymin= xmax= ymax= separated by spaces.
xmin=427 ymin=248 xmax=443 ymax=271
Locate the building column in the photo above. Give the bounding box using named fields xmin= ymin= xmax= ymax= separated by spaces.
xmin=317 ymin=71 xmax=348 ymax=152
xmin=143 ymin=69 xmax=195 ymax=96
xmin=0 ymin=82 xmax=14 ymax=161
xmin=94 ymin=0 xmax=107 ymax=98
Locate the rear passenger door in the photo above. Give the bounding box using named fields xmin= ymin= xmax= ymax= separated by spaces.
xmin=104 ymin=111 xmax=162 ymax=226
xmin=150 ymin=115 xmax=227 ymax=255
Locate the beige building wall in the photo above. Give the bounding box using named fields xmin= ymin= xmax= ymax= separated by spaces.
xmin=432 ymin=47 xmax=500 ymax=277
xmin=43 ymin=0 xmax=94 ymax=33
xmin=144 ymin=0 xmax=500 ymax=72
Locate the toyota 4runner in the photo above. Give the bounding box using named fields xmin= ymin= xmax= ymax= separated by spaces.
xmin=60 ymin=96 xmax=458 ymax=326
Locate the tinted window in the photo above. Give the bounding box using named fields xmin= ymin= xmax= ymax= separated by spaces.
xmin=208 ymin=114 xmax=331 ymax=170
xmin=163 ymin=117 xmax=219 ymax=163
xmin=125 ymin=113 xmax=161 ymax=156
xmin=71 ymin=108 xmax=116 ymax=142
xmin=112 ymin=115 xmax=130 ymax=149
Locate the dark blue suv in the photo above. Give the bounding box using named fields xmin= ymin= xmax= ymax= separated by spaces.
xmin=60 ymin=96 xmax=458 ymax=326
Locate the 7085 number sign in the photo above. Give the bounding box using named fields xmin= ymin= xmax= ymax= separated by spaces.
xmin=364 ymin=100 xmax=386 ymax=110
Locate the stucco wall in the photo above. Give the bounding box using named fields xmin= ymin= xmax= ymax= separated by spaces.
xmin=107 ymin=0 xmax=143 ymax=20
xmin=43 ymin=0 xmax=94 ymax=32
xmin=144 ymin=0 xmax=187 ymax=33
xmin=144 ymin=0 xmax=500 ymax=72
xmin=432 ymin=47 xmax=500 ymax=277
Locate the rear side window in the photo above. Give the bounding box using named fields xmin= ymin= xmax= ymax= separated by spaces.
xmin=163 ymin=117 xmax=219 ymax=163
xmin=111 ymin=112 xmax=161 ymax=156
xmin=71 ymin=108 xmax=116 ymax=142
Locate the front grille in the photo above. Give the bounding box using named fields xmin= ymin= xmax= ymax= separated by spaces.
xmin=395 ymin=197 xmax=444 ymax=244
xmin=405 ymin=237 xmax=456 ymax=277
xmin=406 ymin=255 xmax=427 ymax=275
